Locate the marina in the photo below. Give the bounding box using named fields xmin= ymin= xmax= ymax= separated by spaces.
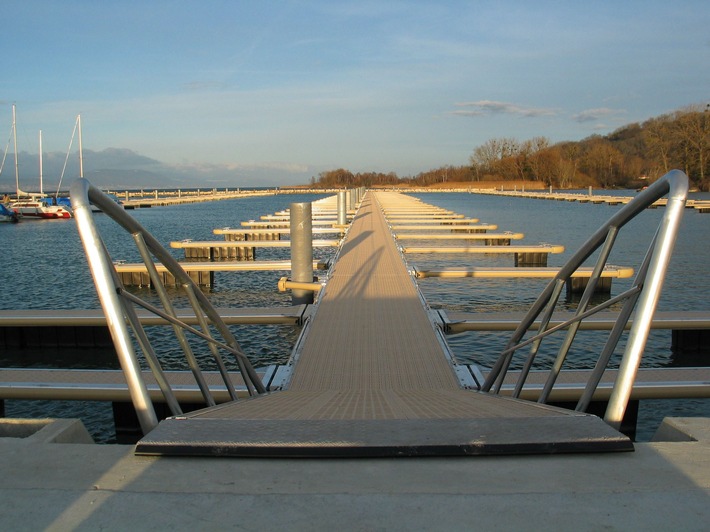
xmin=3 ymin=175 xmax=708 ymax=528
xmin=2 ymin=178 xmax=710 ymax=436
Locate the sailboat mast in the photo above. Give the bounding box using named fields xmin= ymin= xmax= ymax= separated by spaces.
xmin=12 ymin=105 xmax=19 ymax=197
xmin=77 ymin=115 xmax=83 ymax=179
xmin=39 ymin=130 xmax=43 ymax=195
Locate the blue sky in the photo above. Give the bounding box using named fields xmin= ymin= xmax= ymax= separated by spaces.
xmin=2 ymin=1 xmax=709 ymax=186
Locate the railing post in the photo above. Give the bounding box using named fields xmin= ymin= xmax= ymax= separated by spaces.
xmin=290 ymin=202 xmax=313 ymax=305
xmin=71 ymin=180 xmax=158 ymax=434
xmin=604 ymin=174 xmax=688 ymax=428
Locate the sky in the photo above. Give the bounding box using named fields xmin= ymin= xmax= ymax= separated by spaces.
xmin=1 ymin=0 xmax=709 ymax=187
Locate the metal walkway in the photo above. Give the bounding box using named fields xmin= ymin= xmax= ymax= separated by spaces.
xmin=136 ymin=191 xmax=630 ymax=457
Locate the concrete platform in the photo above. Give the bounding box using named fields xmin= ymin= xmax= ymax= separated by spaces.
xmin=0 ymin=417 xmax=708 ymax=530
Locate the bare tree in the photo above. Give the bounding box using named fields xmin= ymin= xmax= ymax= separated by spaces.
xmin=642 ymin=115 xmax=673 ymax=174
xmin=582 ymin=139 xmax=623 ymax=187
xmin=673 ymin=105 xmax=710 ymax=187
xmin=524 ymin=137 xmax=551 ymax=181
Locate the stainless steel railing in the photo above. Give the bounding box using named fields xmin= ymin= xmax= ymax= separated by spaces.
xmin=71 ymin=178 xmax=265 ymax=434
xmin=481 ymin=170 xmax=689 ymax=429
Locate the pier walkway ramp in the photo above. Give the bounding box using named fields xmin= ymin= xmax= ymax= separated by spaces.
xmin=130 ymin=190 xmax=631 ymax=457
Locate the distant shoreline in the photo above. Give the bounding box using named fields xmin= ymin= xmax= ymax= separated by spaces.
xmin=0 ymin=180 xmax=552 ymax=200
xmin=282 ymin=180 xmax=549 ymax=193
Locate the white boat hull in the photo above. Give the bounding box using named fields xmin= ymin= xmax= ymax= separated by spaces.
xmin=11 ymin=201 xmax=72 ymax=219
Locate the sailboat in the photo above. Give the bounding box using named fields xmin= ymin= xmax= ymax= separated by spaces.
xmin=0 ymin=108 xmax=20 ymax=222
xmin=45 ymin=114 xmax=83 ymax=210
xmin=49 ymin=114 xmax=122 ymax=213
xmin=9 ymin=106 xmax=72 ymax=219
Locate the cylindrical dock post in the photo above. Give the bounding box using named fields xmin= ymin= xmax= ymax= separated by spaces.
xmin=337 ymin=190 xmax=347 ymax=225
xmin=290 ymin=202 xmax=314 ymax=305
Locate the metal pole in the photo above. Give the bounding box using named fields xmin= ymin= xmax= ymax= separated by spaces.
xmin=71 ymin=179 xmax=158 ymax=434
xmin=337 ymin=190 xmax=346 ymax=225
xmin=604 ymin=173 xmax=688 ymax=428
xmin=290 ymin=202 xmax=313 ymax=305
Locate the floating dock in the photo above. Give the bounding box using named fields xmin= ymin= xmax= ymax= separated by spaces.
xmin=168 ymin=238 xmax=341 ymax=259
xmin=115 ymin=188 xmax=276 ymax=208
xmin=113 ymin=260 xmax=329 ymax=287
xmin=136 ymin=191 xmax=631 ymax=457
xmin=472 ymin=187 xmax=710 ymax=213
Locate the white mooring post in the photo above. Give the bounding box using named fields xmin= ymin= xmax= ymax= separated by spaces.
xmin=290 ymin=202 xmax=314 ymax=305
xmin=337 ymin=190 xmax=347 ymax=225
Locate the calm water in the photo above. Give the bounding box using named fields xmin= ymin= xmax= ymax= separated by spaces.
xmin=2 ymin=190 xmax=709 ymax=442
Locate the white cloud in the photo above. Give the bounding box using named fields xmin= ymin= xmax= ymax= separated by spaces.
xmin=572 ymin=107 xmax=626 ymax=123
xmin=452 ymin=100 xmax=558 ymax=118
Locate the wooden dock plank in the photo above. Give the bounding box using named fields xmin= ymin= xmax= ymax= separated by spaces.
xmin=213 ymin=227 xmax=343 ymax=236
xmin=114 ymin=260 xmax=329 ymax=274
xmin=169 ymin=239 xmax=340 ymax=249
xmin=401 ymin=244 xmax=565 ymax=254
xmin=395 ymin=232 xmax=524 ymax=240
xmin=390 ymin=223 xmax=493 ymax=230
xmin=415 ymin=266 xmax=634 ymax=279
xmin=240 ymin=220 xmax=343 ymax=227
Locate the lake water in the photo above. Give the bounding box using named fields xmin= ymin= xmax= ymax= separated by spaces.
xmin=2 ymin=189 xmax=709 ymax=442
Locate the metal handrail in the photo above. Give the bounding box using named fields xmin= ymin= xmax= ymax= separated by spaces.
xmin=481 ymin=170 xmax=688 ymax=429
xmin=71 ymin=178 xmax=266 ymax=435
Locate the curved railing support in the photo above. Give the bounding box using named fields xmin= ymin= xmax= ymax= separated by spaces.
xmin=71 ymin=178 xmax=266 ymax=435
xmin=482 ymin=170 xmax=689 ymax=429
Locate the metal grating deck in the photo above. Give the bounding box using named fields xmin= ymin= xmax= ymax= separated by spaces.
xmin=136 ymin=192 xmax=632 ymax=457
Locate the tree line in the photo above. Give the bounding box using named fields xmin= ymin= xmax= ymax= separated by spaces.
xmin=311 ymin=104 xmax=710 ymax=191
